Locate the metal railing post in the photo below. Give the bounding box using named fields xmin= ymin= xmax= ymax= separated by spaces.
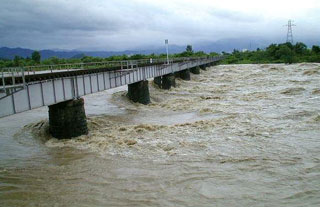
xmin=1 ymin=69 xmax=5 ymax=91
xmin=11 ymin=69 xmax=15 ymax=91
xmin=22 ymin=68 xmax=26 ymax=88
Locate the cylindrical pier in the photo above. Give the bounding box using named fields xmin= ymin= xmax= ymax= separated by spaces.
xmin=179 ymin=69 xmax=191 ymax=80
xmin=200 ymin=65 xmax=206 ymax=70
xmin=162 ymin=73 xmax=176 ymax=89
xmin=190 ymin=66 xmax=201 ymax=74
xmin=154 ymin=76 xmax=162 ymax=88
xmin=49 ymin=98 xmax=88 ymax=139
xmin=127 ymin=80 xmax=151 ymax=104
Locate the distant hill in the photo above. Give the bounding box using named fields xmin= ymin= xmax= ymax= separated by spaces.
xmin=1 ymin=38 xmax=318 ymax=60
xmin=0 ymin=47 xmax=80 ymax=60
xmin=0 ymin=38 xmax=261 ymax=60
xmin=71 ymin=53 xmax=86 ymax=59
xmin=0 ymin=46 xmax=186 ymax=60
xmin=0 ymin=41 xmax=268 ymax=60
xmin=194 ymin=38 xmax=270 ymax=53
xmin=0 ymin=47 xmax=34 ymax=60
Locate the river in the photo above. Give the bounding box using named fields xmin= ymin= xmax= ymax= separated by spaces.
xmin=0 ymin=63 xmax=319 ymax=206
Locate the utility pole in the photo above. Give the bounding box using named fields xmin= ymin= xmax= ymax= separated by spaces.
xmin=165 ymin=39 xmax=169 ymax=64
xmin=285 ymin=20 xmax=296 ymax=44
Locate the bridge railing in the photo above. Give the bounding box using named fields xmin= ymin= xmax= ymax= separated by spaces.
xmin=0 ymin=55 xmax=223 ymax=103
xmin=5 ymin=56 xmax=219 ymax=75
xmin=0 ymin=56 xmax=223 ymax=87
xmin=0 ymin=67 xmax=26 ymax=97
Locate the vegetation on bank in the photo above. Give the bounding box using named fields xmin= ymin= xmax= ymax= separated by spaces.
xmin=221 ymin=42 xmax=320 ymax=64
xmin=0 ymin=45 xmax=218 ymax=68
xmin=1 ymin=42 xmax=320 ymax=68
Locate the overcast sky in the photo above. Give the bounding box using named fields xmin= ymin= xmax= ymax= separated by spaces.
xmin=1 ymin=0 xmax=319 ymax=51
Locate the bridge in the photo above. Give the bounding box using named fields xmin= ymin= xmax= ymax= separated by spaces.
xmin=0 ymin=56 xmax=223 ymax=138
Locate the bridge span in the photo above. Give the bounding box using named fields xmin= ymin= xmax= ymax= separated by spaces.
xmin=0 ymin=56 xmax=223 ymax=138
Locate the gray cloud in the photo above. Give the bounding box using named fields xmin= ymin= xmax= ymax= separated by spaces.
xmin=210 ymin=9 xmax=263 ymax=23
xmin=0 ymin=0 xmax=319 ymax=50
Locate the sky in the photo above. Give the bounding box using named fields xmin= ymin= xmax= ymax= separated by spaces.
xmin=0 ymin=0 xmax=319 ymax=51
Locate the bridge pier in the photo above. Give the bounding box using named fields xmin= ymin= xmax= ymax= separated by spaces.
xmin=190 ymin=66 xmax=201 ymax=74
xmin=210 ymin=62 xmax=216 ymax=67
xmin=162 ymin=73 xmax=176 ymax=89
xmin=127 ymin=80 xmax=150 ymax=104
xmin=153 ymin=73 xmax=176 ymax=89
xmin=49 ymin=98 xmax=88 ymax=139
xmin=154 ymin=76 xmax=162 ymax=88
xmin=200 ymin=65 xmax=206 ymax=70
xmin=178 ymin=69 xmax=191 ymax=80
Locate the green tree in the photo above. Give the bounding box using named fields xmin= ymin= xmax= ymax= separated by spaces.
xmin=0 ymin=59 xmax=5 ymax=68
xmin=31 ymin=51 xmax=41 ymax=64
xmin=294 ymin=42 xmax=307 ymax=55
xmin=13 ymin=56 xmax=23 ymax=66
xmin=193 ymin=51 xmax=206 ymax=56
xmin=221 ymin=51 xmax=229 ymax=56
xmin=129 ymin=54 xmax=145 ymax=60
xmin=186 ymin=45 xmax=193 ymax=53
xmin=312 ymin=45 xmax=320 ymax=54
xmin=284 ymin=42 xmax=294 ymax=50
xmin=209 ymin=52 xmax=219 ymax=56
xmin=266 ymin=44 xmax=278 ymax=59
xmin=276 ymin=45 xmax=294 ymax=64
xmin=50 ymin=56 xmax=60 ymax=64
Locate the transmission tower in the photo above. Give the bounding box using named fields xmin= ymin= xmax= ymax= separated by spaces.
xmin=285 ymin=20 xmax=296 ymax=44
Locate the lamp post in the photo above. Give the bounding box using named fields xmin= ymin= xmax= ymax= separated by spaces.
xmin=165 ymin=39 xmax=169 ymax=64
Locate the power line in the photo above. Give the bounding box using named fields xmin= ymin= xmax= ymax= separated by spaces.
xmin=284 ymin=20 xmax=296 ymax=44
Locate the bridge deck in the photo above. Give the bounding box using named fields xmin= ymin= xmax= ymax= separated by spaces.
xmin=0 ymin=57 xmax=222 ymax=118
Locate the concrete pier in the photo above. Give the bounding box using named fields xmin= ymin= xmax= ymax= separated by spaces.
xmin=210 ymin=62 xmax=216 ymax=67
xmin=127 ymin=80 xmax=150 ymax=104
xmin=154 ymin=76 xmax=162 ymax=88
xmin=200 ymin=65 xmax=206 ymax=70
xmin=178 ymin=69 xmax=191 ymax=80
xmin=162 ymin=73 xmax=176 ymax=89
xmin=190 ymin=66 xmax=201 ymax=74
xmin=49 ymin=98 xmax=88 ymax=139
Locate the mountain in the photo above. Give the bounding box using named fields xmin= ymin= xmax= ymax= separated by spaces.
xmin=194 ymin=38 xmax=271 ymax=53
xmin=0 ymin=45 xmax=186 ymax=60
xmin=0 ymin=47 xmax=34 ymax=59
xmin=2 ymin=37 xmax=316 ymax=60
xmin=0 ymin=47 xmax=78 ymax=60
xmin=71 ymin=53 xmax=86 ymax=59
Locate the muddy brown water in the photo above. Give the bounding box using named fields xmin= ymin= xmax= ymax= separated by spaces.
xmin=0 ymin=64 xmax=319 ymax=206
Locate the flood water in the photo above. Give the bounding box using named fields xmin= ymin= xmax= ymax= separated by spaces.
xmin=0 ymin=64 xmax=319 ymax=206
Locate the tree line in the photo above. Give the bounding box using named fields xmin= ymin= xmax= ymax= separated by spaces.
xmin=221 ymin=42 xmax=320 ymax=64
xmin=1 ymin=42 xmax=319 ymax=68
xmin=0 ymin=45 xmax=218 ymax=68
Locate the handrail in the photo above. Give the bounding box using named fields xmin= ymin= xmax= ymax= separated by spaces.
xmin=0 ymin=55 xmax=223 ymax=101
xmin=0 ymin=56 xmax=223 ymax=87
xmin=2 ymin=56 xmax=221 ymax=72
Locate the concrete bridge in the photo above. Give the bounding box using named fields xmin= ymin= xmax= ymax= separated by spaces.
xmin=0 ymin=56 xmax=223 ymax=138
